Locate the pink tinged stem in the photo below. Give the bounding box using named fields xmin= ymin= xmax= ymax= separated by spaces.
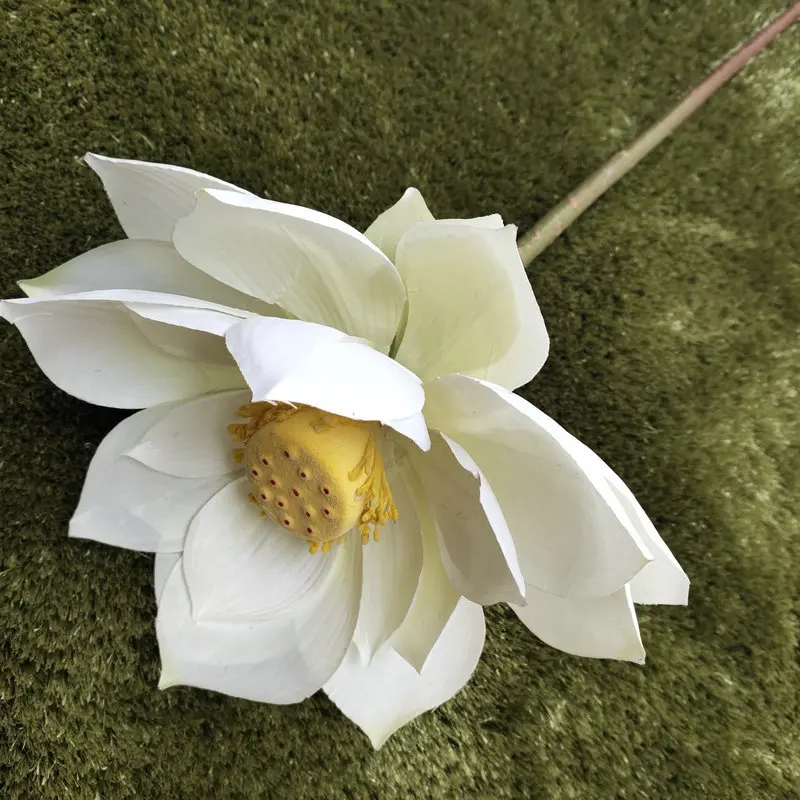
xmin=517 ymin=2 xmax=800 ymax=267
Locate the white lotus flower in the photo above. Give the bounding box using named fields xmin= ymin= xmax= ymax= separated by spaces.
xmin=1 ymin=154 xmax=689 ymax=748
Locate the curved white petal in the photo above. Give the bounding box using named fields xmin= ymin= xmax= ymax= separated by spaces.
xmin=71 ymin=290 xmax=247 ymax=370
xmin=1 ymin=297 xmax=244 ymax=408
xmin=571 ymin=441 xmax=689 ymax=605
xmin=115 ymin=289 xmax=246 ymax=366
xmin=512 ymin=584 xmax=645 ymax=663
xmin=124 ymin=300 xmax=244 ymax=336
xmin=387 ymin=464 xmax=461 ymax=672
xmin=383 ymin=411 xmax=431 ymax=452
xmin=393 ymin=222 xmax=549 ymax=389
xmin=69 ymin=403 xmax=232 ymax=552
xmin=364 ymin=187 xmax=434 ymax=262
xmin=155 ymin=552 xmax=181 ymax=604
xmin=21 ymin=287 xmax=253 ymax=331
xmin=353 ymin=457 xmax=423 ymax=664
xmin=424 ymin=375 xmax=652 ymax=598
xmin=18 ymin=238 xmax=275 ymax=315
xmin=409 ymin=432 xmax=524 ymax=606
xmin=128 ymin=389 xmax=250 ymax=479
xmin=435 ymin=214 xmax=504 ymax=229
xmin=157 ymin=535 xmax=361 ymax=704
xmin=181 ymin=477 xmax=361 ymax=622
xmin=363 ymin=186 xmax=504 ymax=263
xmin=85 ymin=153 xmax=251 ymax=241
xmin=128 ymin=314 xmax=233 ymax=365
xmin=325 ymin=598 xmax=485 ymax=749
xmin=173 ymin=188 xmax=406 ymax=352
xmin=226 ymin=316 xmax=424 ymax=426
xmin=18 ymin=285 xmax=249 ymax=322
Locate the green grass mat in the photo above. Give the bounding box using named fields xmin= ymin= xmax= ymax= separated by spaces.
xmin=1 ymin=1 xmax=798 ymax=797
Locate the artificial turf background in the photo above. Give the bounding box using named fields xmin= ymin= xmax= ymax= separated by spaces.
xmin=1 ymin=1 xmax=798 ymax=797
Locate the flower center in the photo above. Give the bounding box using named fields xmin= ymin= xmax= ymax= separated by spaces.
xmin=228 ymin=403 xmax=398 ymax=554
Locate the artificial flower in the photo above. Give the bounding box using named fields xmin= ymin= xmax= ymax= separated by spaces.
xmin=0 ymin=155 xmax=688 ymax=748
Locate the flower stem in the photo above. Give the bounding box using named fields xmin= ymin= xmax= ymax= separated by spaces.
xmin=517 ymin=2 xmax=800 ymax=267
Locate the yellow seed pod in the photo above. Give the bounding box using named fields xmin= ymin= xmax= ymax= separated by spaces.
xmin=232 ymin=404 xmax=397 ymax=553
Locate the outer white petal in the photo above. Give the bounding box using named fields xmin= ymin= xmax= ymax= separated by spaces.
xmin=85 ymin=153 xmax=251 ymax=241
xmin=120 ymin=290 xmax=246 ymax=366
xmin=353 ymin=457 xmax=423 ymax=664
xmin=1 ymin=296 xmax=244 ymax=408
xmin=182 ymin=477 xmax=361 ymax=622
xmin=127 ymin=315 xmax=233 ymax=365
xmin=22 ymin=287 xmax=253 ymax=331
xmin=393 ymin=221 xmax=548 ymax=390
xmin=424 ymin=375 xmax=652 ymax=598
xmin=364 ymin=187 xmax=435 ymax=262
xmin=127 ymin=389 xmax=249 ymax=478
xmin=18 ymin=285 xmax=250 ymax=326
xmin=155 ymin=552 xmax=181 ymax=604
xmin=125 ymin=302 xmax=244 ymax=336
xmin=363 ymin=186 xmax=505 ymax=263
xmin=18 ymin=239 xmax=275 ymax=315
xmin=225 ymin=316 xmax=424 ymax=427
xmin=436 ymin=215 xmax=504 ymax=229
xmin=409 ymin=432 xmax=525 ymax=606
xmin=571 ymin=441 xmax=689 ymax=605
xmin=512 ymin=584 xmax=646 ymax=664
xmin=388 ymin=464 xmax=461 ymax=672
xmin=69 ymin=403 xmax=233 ymax=552
xmin=157 ymin=534 xmax=361 ymax=704
xmin=324 ymin=598 xmax=485 ymax=749
xmin=173 ymin=188 xmax=406 ymax=352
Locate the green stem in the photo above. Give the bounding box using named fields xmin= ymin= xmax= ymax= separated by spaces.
xmin=517 ymin=2 xmax=800 ymax=267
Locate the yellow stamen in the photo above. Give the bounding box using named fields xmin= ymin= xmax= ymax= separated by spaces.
xmin=229 ymin=403 xmax=398 ymax=554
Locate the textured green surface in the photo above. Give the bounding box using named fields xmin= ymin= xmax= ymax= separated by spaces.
xmin=1 ymin=1 xmax=799 ymax=797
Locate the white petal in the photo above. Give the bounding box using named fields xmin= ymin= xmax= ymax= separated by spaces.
xmin=353 ymin=457 xmax=423 ymax=663
xmin=60 ymin=289 xmax=248 ymax=367
xmin=388 ymin=464 xmax=461 ymax=672
xmin=1 ymin=297 xmax=244 ymax=408
xmin=393 ymin=222 xmax=549 ymax=390
xmin=128 ymin=389 xmax=250 ymax=478
xmin=571 ymin=441 xmax=689 ymax=605
xmin=23 ymin=286 xmax=253 ymax=333
xmin=325 ymin=598 xmax=485 ymax=749
xmin=409 ymin=432 xmax=525 ymax=606
xmin=424 ymin=375 xmax=652 ymax=598
xmin=155 ymin=552 xmax=181 ymax=604
xmin=85 ymin=153 xmax=251 ymax=241
xmin=435 ymin=214 xmax=504 ymax=229
xmin=69 ymin=403 xmax=232 ymax=552
xmin=381 ymin=411 xmax=431 ymax=451
xmin=225 ymin=316 xmax=424 ymax=425
xmin=173 ymin=188 xmax=406 ymax=352
xmin=157 ymin=536 xmax=361 ymax=704
xmin=118 ymin=290 xmax=246 ymax=365
xmin=364 ymin=187 xmax=434 ymax=262
xmin=18 ymin=238 xmax=275 ymax=315
xmin=128 ymin=314 xmax=233 ymax=365
xmin=124 ymin=300 xmax=245 ymax=336
xmin=182 ymin=477 xmax=361 ymax=622
xmin=363 ymin=185 xmax=504 ymax=264
xmin=512 ymin=584 xmax=646 ymax=663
